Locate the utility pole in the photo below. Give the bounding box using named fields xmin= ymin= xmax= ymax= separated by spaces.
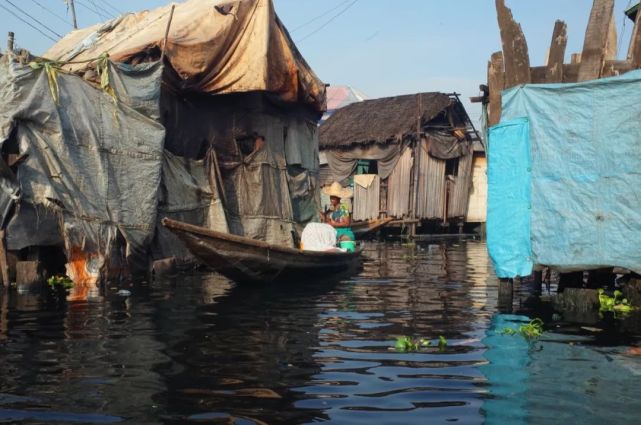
xmin=7 ymin=32 xmax=14 ymax=55
xmin=69 ymin=0 xmax=78 ymax=29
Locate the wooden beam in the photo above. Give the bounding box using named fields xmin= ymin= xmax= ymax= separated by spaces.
xmin=628 ymin=0 xmax=641 ymax=68
xmin=545 ymin=20 xmax=568 ymax=83
xmin=488 ymin=51 xmax=505 ymax=127
xmin=578 ymin=0 xmax=614 ymax=81
xmin=605 ymin=14 xmax=618 ymax=61
xmin=495 ymin=0 xmax=531 ymax=88
xmin=571 ymin=53 xmax=582 ymax=64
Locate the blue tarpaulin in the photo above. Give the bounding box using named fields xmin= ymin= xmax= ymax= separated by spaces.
xmin=488 ymin=70 xmax=641 ymax=276
xmin=487 ymin=118 xmax=532 ymax=278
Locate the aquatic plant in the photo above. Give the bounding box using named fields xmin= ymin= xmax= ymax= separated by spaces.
xmin=394 ymin=335 xmax=448 ymax=352
xmin=598 ymin=289 xmax=634 ymax=316
xmin=438 ymin=335 xmax=448 ymax=350
xmin=47 ymin=275 xmax=74 ymax=289
xmin=501 ymin=318 xmax=544 ymax=340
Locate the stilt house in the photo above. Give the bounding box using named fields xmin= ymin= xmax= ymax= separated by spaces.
xmin=319 ymin=92 xmax=484 ymax=233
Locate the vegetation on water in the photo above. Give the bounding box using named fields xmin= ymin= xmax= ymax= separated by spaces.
xmin=394 ymin=335 xmax=448 ymax=352
xmin=501 ymin=318 xmax=544 ymax=340
xmin=47 ymin=275 xmax=74 ymax=289
xmin=598 ymin=289 xmax=635 ymax=316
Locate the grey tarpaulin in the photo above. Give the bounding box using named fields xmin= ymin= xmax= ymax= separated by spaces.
xmin=324 ymin=143 xmax=402 ymax=183
xmin=427 ymin=130 xmax=470 ymax=160
xmin=153 ymin=150 xmax=228 ymax=262
xmin=0 ymin=59 xmax=166 ymax=277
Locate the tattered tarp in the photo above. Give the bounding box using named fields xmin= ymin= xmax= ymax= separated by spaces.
xmin=490 ymin=70 xmax=641 ymax=275
xmin=428 ymin=130 xmax=470 ymax=160
xmin=44 ymin=0 xmax=326 ymax=111
xmin=0 ymin=59 xmax=166 ymax=273
xmin=324 ymin=143 xmax=402 ymax=183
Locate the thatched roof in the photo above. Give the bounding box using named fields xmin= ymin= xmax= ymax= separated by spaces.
xmin=320 ymin=92 xmax=452 ymax=149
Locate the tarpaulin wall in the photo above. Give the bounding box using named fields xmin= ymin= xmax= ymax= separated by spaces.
xmin=0 ymin=59 xmax=166 ymax=279
xmin=160 ymin=90 xmax=320 ymax=246
xmin=487 ymin=118 xmax=532 ymax=278
xmin=490 ymin=70 xmax=641 ymax=275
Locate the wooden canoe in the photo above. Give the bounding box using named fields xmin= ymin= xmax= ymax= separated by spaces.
xmin=161 ymin=218 xmax=362 ymax=284
xmin=352 ymin=217 xmax=394 ymax=238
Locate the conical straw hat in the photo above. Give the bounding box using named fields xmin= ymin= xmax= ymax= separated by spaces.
xmin=322 ymin=181 xmax=353 ymax=199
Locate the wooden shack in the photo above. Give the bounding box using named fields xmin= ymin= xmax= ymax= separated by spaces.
xmin=319 ymin=92 xmax=484 ymax=235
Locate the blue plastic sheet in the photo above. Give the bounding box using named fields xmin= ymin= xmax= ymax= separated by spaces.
xmin=487 ymin=118 xmax=533 ymax=278
xmin=493 ymin=70 xmax=641 ymax=274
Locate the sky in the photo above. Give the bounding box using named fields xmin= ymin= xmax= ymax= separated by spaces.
xmin=0 ymin=0 xmax=637 ymax=123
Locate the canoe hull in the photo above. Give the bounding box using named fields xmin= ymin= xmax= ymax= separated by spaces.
xmin=352 ymin=217 xmax=394 ymax=238
xmin=162 ymin=218 xmax=362 ymax=284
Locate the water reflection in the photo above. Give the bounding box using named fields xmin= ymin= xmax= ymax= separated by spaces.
xmin=0 ymin=241 xmax=640 ymax=424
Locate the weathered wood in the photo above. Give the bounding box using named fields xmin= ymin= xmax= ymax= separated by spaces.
xmin=623 ymin=278 xmax=641 ymax=307
xmin=553 ymin=288 xmax=600 ymax=324
xmin=605 ymin=15 xmax=618 ymax=60
xmin=498 ymin=278 xmax=513 ymax=313
xmin=488 ymin=51 xmax=505 ymax=127
xmin=16 ymin=261 xmax=42 ymax=289
xmin=0 ymin=231 xmax=9 ymax=287
xmin=495 ymin=0 xmax=531 ymax=88
xmin=545 ymin=20 xmax=568 ymax=83
xmin=578 ymin=0 xmax=614 ymax=81
xmin=628 ymin=2 xmax=641 ymax=68
xmin=571 ymin=53 xmax=582 ymax=64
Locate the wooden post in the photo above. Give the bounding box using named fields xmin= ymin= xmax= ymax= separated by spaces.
xmin=495 ymin=0 xmax=531 ymax=88
xmin=628 ymin=2 xmax=641 ymax=68
xmin=410 ymin=94 xmax=423 ymax=237
xmin=577 ymin=0 xmax=614 ymax=81
xmin=0 ymin=230 xmax=10 ymax=287
xmin=498 ymin=278 xmax=514 ymax=313
xmin=487 ymin=51 xmax=505 ymax=127
xmin=160 ymin=5 xmax=176 ymax=63
xmin=69 ymin=0 xmax=78 ymax=29
xmin=6 ymin=32 xmax=14 ymax=56
xmin=545 ymin=21 xmax=568 ymax=83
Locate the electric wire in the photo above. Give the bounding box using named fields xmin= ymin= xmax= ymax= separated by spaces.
xmin=5 ymin=0 xmax=63 ymax=38
xmin=75 ymin=0 xmax=112 ymax=20
xmin=290 ymin=0 xmax=352 ymax=33
xmin=101 ymin=1 xmax=123 ymax=16
xmin=28 ymin=0 xmax=73 ymax=27
xmin=297 ymin=0 xmax=359 ymax=43
xmin=89 ymin=0 xmax=117 ymax=19
xmin=0 ymin=3 xmax=58 ymax=43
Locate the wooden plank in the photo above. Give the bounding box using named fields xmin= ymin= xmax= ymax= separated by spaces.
xmin=495 ymin=0 xmax=531 ymax=88
xmin=605 ymin=15 xmax=617 ymax=61
xmin=578 ymin=0 xmax=614 ymax=81
xmin=0 ymin=231 xmax=9 ymax=287
xmin=545 ymin=20 xmax=568 ymax=83
xmin=488 ymin=51 xmax=505 ymax=127
xmin=628 ymin=0 xmax=641 ymax=68
xmin=571 ymin=53 xmax=582 ymax=64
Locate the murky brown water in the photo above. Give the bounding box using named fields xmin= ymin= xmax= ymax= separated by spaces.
xmin=1 ymin=240 xmax=641 ymax=424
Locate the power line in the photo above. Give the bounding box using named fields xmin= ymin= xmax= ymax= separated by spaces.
xmin=5 ymin=0 xmax=63 ymax=38
xmin=29 ymin=0 xmax=73 ymax=27
xmin=0 ymin=3 xmax=58 ymax=43
xmin=89 ymin=0 xmax=116 ymax=19
xmin=101 ymin=1 xmax=123 ymax=16
xmin=74 ymin=0 xmax=112 ymax=20
xmin=290 ymin=0 xmax=352 ymax=33
xmin=297 ymin=0 xmax=359 ymax=43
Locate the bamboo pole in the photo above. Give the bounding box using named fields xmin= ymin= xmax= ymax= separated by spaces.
xmin=160 ymin=5 xmax=176 ymax=63
xmin=69 ymin=0 xmax=78 ymax=29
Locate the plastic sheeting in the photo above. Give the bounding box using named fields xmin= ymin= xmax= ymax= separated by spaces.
xmin=386 ymin=147 xmax=413 ymax=218
xmin=496 ymin=70 xmax=641 ymax=274
xmin=487 ymin=118 xmax=532 ymax=278
xmin=0 ymin=59 xmax=166 ymax=274
xmin=300 ymin=223 xmax=336 ymax=251
xmin=44 ymin=0 xmax=326 ymax=111
xmin=324 ymin=143 xmax=401 ymax=182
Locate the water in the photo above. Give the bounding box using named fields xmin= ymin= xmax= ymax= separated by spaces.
xmin=1 ymin=240 xmax=641 ymax=424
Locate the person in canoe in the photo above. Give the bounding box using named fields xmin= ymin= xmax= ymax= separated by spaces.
xmin=321 ymin=182 xmax=355 ymax=242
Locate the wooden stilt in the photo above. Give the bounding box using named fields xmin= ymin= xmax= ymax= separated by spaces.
xmin=0 ymin=230 xmax=9 ymax=287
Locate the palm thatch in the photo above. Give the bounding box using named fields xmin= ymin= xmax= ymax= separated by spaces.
xmin=319 ymin=92 xmax=452 ymax=149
